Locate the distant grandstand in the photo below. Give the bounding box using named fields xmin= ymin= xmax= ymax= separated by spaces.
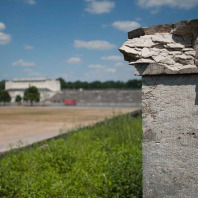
xmin=51 ymin=89 xmax=141 ymax=107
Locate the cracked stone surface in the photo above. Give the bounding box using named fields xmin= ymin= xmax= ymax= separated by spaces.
xmin=119 ymin=19 xmax=198 ymax=75
xmin=142 ymin=75 xmax=198 ymax=198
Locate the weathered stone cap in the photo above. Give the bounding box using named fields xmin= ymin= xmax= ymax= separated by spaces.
xmin=119 ymin=19 xmax=198 ymax=76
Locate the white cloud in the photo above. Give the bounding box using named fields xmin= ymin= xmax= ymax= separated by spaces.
xmin=102 ymin=24 xmax=109 ymax=28
xmin=89 ymin=64 xmax=116 ymax=73
xmin=137 ymin=0 xmax=198 ymax=9
xmin=101 ymin=55 xmax=123 ymax=61
xmin=112 ymin=21 xmax=140 ymax=32
xmin=115 ymin=62 xmax=126 ymax=67
xmin=85 ymin=0 xmax=115 ymax=14
xmin=24 ymin=68 xmax=41 ymax=76
xmin=66 ymin=57 xmax=82 ymax=64
xmin=135 ymin=17 xmax=141 ymax=21
xmin=89 ymin=64 xmax=105 ymax=69
xmin=23 ymin=44 xmax=34 ymax=50
xmin=0 ymin=32 xmax=11 ymax=45
xmin=12 ymin=59 xmax=35 ymax=67
xmin=24 ymin=0 xmax=36 ymax=5
xmin=84 ymin=66 xmax=117 ymax=81
xmin=74 ymin=40 xmax=116 ymax=50
xmin=105 ymin=68 xmax=116 ymax=73
xmin=151 ymin=8 xmax=160 ymax=14
xmin=0 ymin=22 xmax=6 ymax=31
xmin=24 ymin=68 xmax=32 ymax=72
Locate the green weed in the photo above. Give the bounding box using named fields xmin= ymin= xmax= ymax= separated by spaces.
xmin=0 ymin=114 xmax=142 ymax=198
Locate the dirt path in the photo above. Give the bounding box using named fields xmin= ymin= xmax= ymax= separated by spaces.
xmin=0 ymin=106 xmax=136 ymax=152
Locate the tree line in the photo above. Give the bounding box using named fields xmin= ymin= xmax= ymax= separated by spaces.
xmin=57 ymin=78 xmax=142 ymax=90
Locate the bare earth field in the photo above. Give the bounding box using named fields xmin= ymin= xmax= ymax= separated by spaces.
xmin=0 ymin=106 xmax=136 ymax=152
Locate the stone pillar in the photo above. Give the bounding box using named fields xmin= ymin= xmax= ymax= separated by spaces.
xmin=119 ymin=19 xmax=198 ymax=198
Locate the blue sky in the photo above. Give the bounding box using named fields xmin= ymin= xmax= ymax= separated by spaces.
xmin=0 ymin=0 xmax=198 ymax=82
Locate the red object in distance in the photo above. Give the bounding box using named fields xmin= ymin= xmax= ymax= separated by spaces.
xmin=64 ymin=99 xmax=77 ymax=105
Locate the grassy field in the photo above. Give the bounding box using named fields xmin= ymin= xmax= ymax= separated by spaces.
xmin=0 ymin=114 xmax=142 ymax=198
xmin=0 ymin=107 xmax=136 ymax=152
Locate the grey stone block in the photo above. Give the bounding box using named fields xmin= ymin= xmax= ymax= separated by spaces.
xmin=142 ymin=74 xmax=198 ymax=198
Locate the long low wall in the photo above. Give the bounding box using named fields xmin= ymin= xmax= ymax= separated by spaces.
xmin=50 ymin=89 xmax=141 ymax=107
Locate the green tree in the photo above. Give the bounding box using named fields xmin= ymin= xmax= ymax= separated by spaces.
xmin=0 ymin=80 xmax=5 ymax=90
xmin=0 ymin=90 xmax=11 ymax=105
xmin=56 ymin=77 xmax=67 ymax=89
xmin=24 ymin=86 xmax=40 ymax=106
xmin=15 ymin=95 xmax=22 ymax=103
xmin=126 ymin=79 xmax=142 ymax=89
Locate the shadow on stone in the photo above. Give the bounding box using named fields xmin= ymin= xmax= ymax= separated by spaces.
xmin=195 ymin=85 xmax=198 ymax=105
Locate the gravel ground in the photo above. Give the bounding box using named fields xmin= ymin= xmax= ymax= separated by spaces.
xmin=0 ymin=106 xmax=137 ymax=153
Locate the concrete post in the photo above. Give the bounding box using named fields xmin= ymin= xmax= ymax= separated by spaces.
xmin=119 ymin=19 xmax=198 ymax=198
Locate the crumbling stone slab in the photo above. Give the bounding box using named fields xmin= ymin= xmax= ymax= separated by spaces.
xmin=128 ymin=24 xmax=174 ymax=39
xmin=120 ymin=19 xmax=198 ymax=74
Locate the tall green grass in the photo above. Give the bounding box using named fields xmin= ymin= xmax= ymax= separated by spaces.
xmin=0 ymin=114 xmax=142 ymax=198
